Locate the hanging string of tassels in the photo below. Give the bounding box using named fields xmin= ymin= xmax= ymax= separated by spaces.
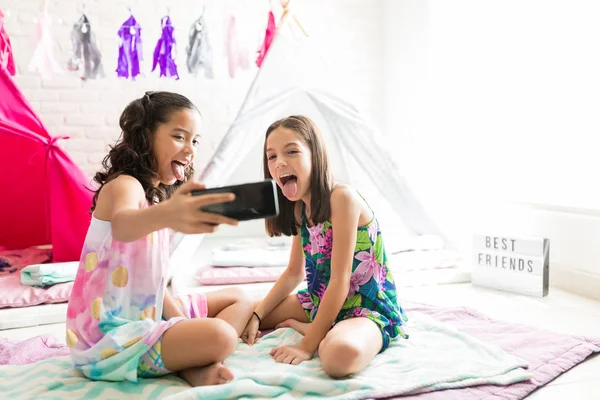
xmin=28 ymin=0 xmax=63 ymax=79
xmin=186 ymin=10 xmax=213 ymax=79
xmin=5 ymin=1 xmax=292 ymax=80
xmin=0 ymin=9 xmax=16 ymax=76
xmin=116 ymin=11 xmax=143 ymax=80
xmin=152 ymin=14 xmax=179 ymax=79
xmin=68 ymin=11 xmax=104 ymax=80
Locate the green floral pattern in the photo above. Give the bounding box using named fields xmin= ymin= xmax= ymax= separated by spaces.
xmin=297 ymin=209 xmax=409 ymax=351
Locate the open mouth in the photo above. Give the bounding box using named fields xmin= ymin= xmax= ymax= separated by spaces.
xmin=280 ymin=173 xmax=298 ymax=198
xmin=280 ymin=174 xmax=297 ymax=185
xmin=171 ymin=160 xmax=188 ymax=181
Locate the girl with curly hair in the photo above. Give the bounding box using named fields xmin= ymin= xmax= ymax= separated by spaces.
xmin=66 ymin=91 xmax=253 ymax=386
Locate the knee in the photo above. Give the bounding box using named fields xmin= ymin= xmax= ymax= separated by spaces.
xmin=203 ymin=319 xmax=239 ymax=361
xmin=231 ymin=287 xmax=254 ymax=316
xmin=228 ymin=287 xmax=253 ymax=308
xmin=214 ymin=319 xmax=239 ymax=358
xmin=319 ymin=338 xmax=362 ymax=379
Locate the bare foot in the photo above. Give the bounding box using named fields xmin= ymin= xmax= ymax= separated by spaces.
xmin=276 ymin=319 xmax=311 ymax=335
xmin=179 ymin=362 xmax=234 ymax=387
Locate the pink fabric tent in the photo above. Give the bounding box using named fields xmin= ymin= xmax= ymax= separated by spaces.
xmin=0 ymin=67 xmax=93 ymax=262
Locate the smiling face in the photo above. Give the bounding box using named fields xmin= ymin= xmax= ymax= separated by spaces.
xmin=265 ymin=126 xmax=313 ymax=202
xmin=152 ymin=109 xmax=201 ymax=186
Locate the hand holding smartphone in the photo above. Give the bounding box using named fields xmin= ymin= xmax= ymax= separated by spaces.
xmin=191 ymin=179 xmax=279 ymax=221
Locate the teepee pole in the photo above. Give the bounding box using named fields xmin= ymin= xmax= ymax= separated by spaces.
xmin=279 ymin=0 xmax=308 ymax=37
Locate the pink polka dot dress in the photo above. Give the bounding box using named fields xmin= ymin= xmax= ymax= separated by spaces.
xmin=65 ymin=215 xmax=205 ymax=382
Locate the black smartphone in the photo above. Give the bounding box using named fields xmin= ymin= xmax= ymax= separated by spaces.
xmin=191 ymin=180 xmax=279 ymax=221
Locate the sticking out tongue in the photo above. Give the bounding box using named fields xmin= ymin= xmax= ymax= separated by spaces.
xmin=172 ymin=161 xmax=185 ymax=181
xmin=282 ymin=178 xmax=298 ymax=198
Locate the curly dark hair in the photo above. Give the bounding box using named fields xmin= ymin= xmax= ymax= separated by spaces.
xmin=90 ymin=91 xmax=200 ymax=212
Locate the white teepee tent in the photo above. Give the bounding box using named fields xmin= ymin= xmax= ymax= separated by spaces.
xmin=169 ymin=4 xmax=449 ymax=269
xmin=199 ymin=6 xmax=446 ymax=245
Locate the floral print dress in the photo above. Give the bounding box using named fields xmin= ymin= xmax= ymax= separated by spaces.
xmin=296 ymin=206 xmax=409 ymax=351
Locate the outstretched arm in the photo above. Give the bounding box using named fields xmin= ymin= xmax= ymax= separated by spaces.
xmin=96 ymin=175 xmax=237 ymax=242
xmin=96 ymin=175 xmax=168 ymax=242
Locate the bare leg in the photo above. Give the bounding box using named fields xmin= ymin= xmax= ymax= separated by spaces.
xmin=275 ymin=318 xmax=311 ymax=335
xmin=161 ymin=318 xmax=238 ymax=387
xmin=318 ymin=318 xmax=383 ymax=379
xmin=205 ymin=287 xmax=254 ymax=336
xmin=254 ymin=294 xmax=310 ymax=330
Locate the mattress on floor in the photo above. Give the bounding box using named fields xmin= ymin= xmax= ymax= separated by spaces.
xmin=172 ymin=267 xmax=472 ymax=299
xmin=387 ymin=248 xmax=472 ymax=286
xmin=170 ymin=237 xmax=472 ymax=298
xmin=0 ymin=302 xmax=68 ymax=330
xmin=0 ymin=239 xmax=471 ymax=329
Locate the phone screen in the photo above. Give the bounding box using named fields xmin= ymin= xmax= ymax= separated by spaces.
xmin=191 ymin=180 xmax=279 ymax=221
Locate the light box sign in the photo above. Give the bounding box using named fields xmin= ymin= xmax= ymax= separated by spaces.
xmin=472 ymin=234 xmax=549 ymax=297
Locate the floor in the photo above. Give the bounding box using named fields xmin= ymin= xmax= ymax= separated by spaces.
xmin=1 ymin=283 xmax=598 ymax=399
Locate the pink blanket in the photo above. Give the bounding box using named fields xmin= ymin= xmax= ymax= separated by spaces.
xmin=0 ymin=334 xmax=69 ymax=365
xmin=382 ymin=303 xmax=600 ymax=399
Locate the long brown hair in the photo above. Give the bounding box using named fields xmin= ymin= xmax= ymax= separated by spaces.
xmin=263 ymin=115 xmax=333 ymax=237
xmin=90 ymin=91 xmax=199 ymax=212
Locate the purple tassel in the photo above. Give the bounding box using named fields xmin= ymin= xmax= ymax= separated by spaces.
xmin=152 ymin=16 xmax=179 ymax=79
xmin=116 ymin=15 xmax=142 ymax=80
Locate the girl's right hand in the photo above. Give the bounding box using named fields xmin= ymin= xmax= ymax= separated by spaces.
xmin=163 ymin=180 xmax=239 ymax=234
xmin=241 ymin=314 xmax=261 ymax=345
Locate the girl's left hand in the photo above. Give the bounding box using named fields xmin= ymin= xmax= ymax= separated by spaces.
xmin=270 ymin=344 xmax=313 ymax=365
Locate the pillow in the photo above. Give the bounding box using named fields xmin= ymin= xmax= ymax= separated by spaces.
xmin=0 ymin=276 xmax=72 ymax=308
xmin=210 ymin=247 xmax=290 ymax=268
xmin=196 ymin=267 xmax=288 ymax=285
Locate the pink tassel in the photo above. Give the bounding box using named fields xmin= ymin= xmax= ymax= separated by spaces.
xmin=256 ymin=10 xmax=276 ymax=68
xmin=226 ymin=14 xmax=249 ymax=79
xmin=0 ymin=9 xmax=16 ymax=76
xmin=28 ymin=10 xmax=62 ymax=79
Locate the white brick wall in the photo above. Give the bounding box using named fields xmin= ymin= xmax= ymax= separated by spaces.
xmin=3 ymin=0 xmax=385 ymax=178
